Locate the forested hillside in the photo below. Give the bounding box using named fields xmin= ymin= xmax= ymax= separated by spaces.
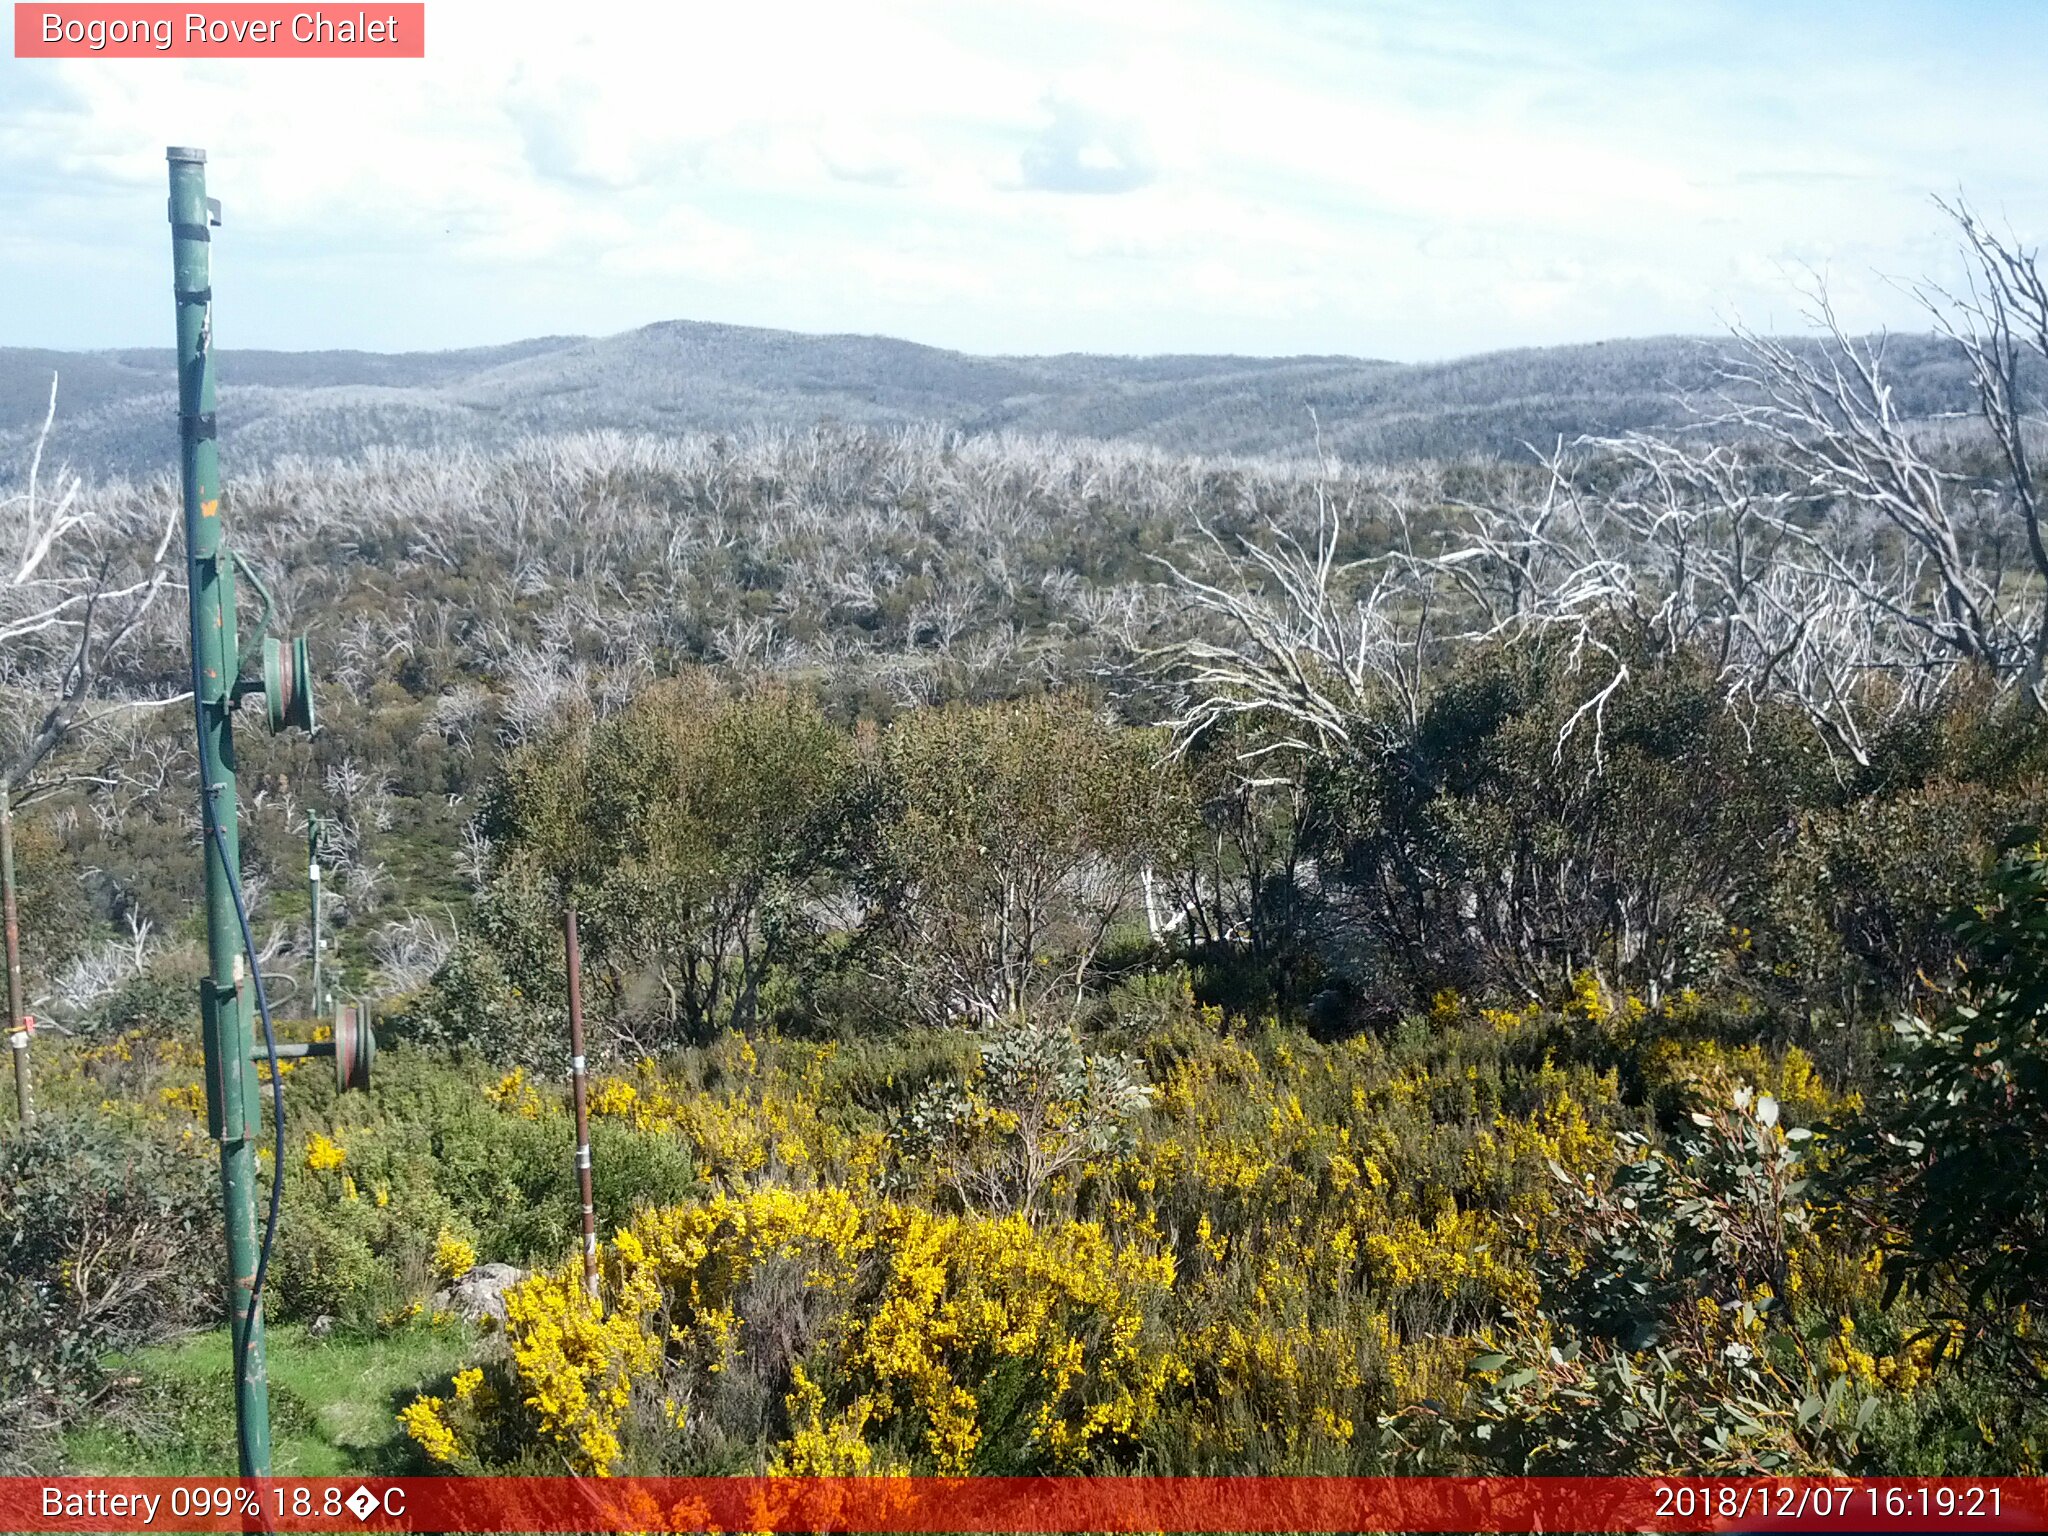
xmin=0 ymin=324 xmax=1997 ymax=480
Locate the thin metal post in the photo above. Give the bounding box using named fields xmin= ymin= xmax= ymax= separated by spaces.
xmin=169 ymin=145 xmax=270 ymax=1477
xmin=308 ymin=810 xmax=323 ymax=1015
xmin=2 ymin=781 xmax=32 ymax=1128
xmin=564 ymin=901 xmax=599 ymax=1301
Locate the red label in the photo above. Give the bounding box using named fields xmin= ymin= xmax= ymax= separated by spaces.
xmin=14 ymin=4 xmax=425 ymax=57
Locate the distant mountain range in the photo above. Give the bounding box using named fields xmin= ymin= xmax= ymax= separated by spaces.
xmin=0 ymin=319 xmax=1984 ymax=480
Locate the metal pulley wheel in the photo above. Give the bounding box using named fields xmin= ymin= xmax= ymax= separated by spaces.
xmin=262 ymin=633 xmax=315 ymax=734
xmin=331 ymin=998 xmax=375 ymax=1092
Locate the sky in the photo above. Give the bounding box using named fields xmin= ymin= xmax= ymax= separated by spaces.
xmin=2 ymin=0 xmax=2045 ymax=360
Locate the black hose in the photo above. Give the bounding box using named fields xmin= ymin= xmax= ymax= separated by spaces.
xmin=204 ymin=786 xmax=286 ymax=1387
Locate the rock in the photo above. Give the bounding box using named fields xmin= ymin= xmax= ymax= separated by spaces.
xmin=308 ymin=1313 xmax=339 ymax=1339
xmin=431 ymin=1262 xmax=526 ymax=1325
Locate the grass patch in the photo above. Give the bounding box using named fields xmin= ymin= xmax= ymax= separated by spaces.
xmin=63 ymin=1321 xmax=482 ymax=1476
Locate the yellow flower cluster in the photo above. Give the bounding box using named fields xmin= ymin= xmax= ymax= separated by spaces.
xmin=772 ymin=1363 xmax=889 ymax=1475
xmin=399 ymin=1363 xmax=494 ymax=1467
xmin=1642 ymin=1036 xmax=1856 ymax=1122
xmin=304 ymin=1132 xmax=347 ymax=1171
xmin=397 ymin=1395 xmax=460 ymax=1463
xmin=492 ymin=1259 xmax=663 ymax=1474
xmin=434 ymin=1229 xmax=479 ymax=1282
xmin=484 ymin=1067 xmax=549 ymax=1119
xmin=1825 ymin=1314 xmax=1948 ymax=1397
xmin=584 ymin=1045 xmax=885 ymax=1188
xmin=77 ymin=1030 xmax=205 ymax=1073
xmin=157 ymin=1082 xmax=206 ymax=1117
xmin=36 ymin=1030 xmax=217 ymax=1137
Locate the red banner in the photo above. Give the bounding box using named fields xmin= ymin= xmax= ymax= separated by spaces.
xmin=2 ymin=1477 xmax=2044 ymax=1533
xmin=13 ymin=5 xmax=425 ymax=58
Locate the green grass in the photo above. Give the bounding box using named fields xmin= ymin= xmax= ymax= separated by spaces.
xmin=63 ymin=1321 xmax=482 ymax=1476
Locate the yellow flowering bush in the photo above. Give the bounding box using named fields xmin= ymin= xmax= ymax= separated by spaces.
xmin=494 ymin=1260 xmax=664 ymax=1473
xmin=157 ymin=1082 xmax=206 ymax=1117
xmin=772 ymin=1364 xmax=893 ymax=1474
xmin=1640 ymin=1036 xmax=1854 ymax=1124
xmin=483 ymin=1067 xmax=549 ymax=1119
xmin=401 ymin=1002 xmax=1690 ymax=1475
xmin=584 ymin=1040 xmax=878 ymax=1188
xmin=437 ymin=1186 xmax=1185 ymax=1475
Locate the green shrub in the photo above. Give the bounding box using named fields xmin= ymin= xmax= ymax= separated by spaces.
xmin=1833 ymin=837 xmax=2048 ymax=1396
xmin=892 ymin=1010 xmax=1151 ymax=1215
xmin=81 ymin=964 xmax=200 ymax=1040
xmin=270 ymin=1206 xmax=393 ymax=1324
xmin=261 ymin=1046 xmax=701 ymax=1321
xmin=1316 ymin=636 xmax=1820 ymax=1005
xmin=0 ymin=1118 xmax=213 ymax=1470
xmin=1405 ymin=1087 xmax=1872 ymax=1475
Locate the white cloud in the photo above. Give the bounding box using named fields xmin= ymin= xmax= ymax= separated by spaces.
xmin=1 ymin=0 xmax=2044 ymax=357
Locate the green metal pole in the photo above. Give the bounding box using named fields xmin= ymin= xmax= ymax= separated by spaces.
xmin=2 ymin=781 xmax=32 ymax=1128
xmin=169 ymin=145 xmax=271 ymax=1477
xmin=308 ymin=810 xmax=322 ymax=1016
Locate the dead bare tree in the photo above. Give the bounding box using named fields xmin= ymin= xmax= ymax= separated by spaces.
xmin=2 ymin=377 xmax=183 ymax=795
xmin=1714 ymin=311 xmax=2031 ymax=694
xmin=1151 ymin=470 xmax=1436 ymax=763
xmin=1 ymin=377 xmax=181 ymax=1121
xmin=1920 ymin=197 xmax=2048 ymax=704
xmin=1153 ymin=209 xmax=2048 ymax=785
xmin=1431 ymin=432 xmax=1939 ymax=771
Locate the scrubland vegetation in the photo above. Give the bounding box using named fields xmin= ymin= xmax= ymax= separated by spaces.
xmin=6 ymin=211 xmax=2048 ymax=1480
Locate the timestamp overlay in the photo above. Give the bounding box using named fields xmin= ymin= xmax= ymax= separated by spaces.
xmin=2 ymin=1477 xmax=2044 ymax=1532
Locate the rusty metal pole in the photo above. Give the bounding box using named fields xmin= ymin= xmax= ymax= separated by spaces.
xmin=563 ymin=901 xmax=599 ymax=1300
xmin=2 ymin=781 xmax=33 ymax=1128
